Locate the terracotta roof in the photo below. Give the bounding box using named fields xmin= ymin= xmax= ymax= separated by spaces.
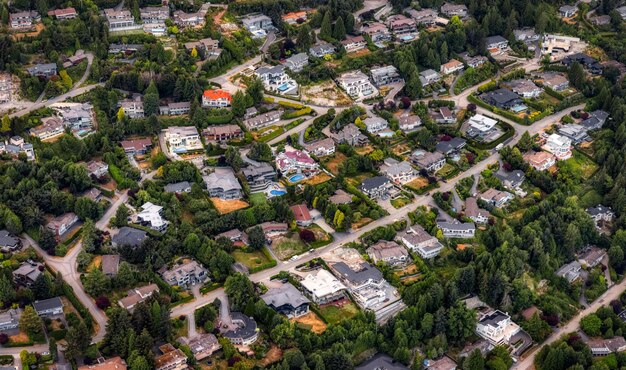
xmin=203 ymin=89 xmax=232 ymax=101
xmin=290 ymin=204 xmax=312 ymax=222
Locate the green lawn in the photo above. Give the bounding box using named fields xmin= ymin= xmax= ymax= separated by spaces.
xmin=231 ymin=248 xmax=275 ymax=269
xmin=318 ymin=302 xmax=359 ymax=324
xmin=273 ymin=237 xmax=308 ymax=260
xmin=249 ymin=192 xmax=268 ymax=206
xmin=390 ymin=196 xmax=412 ymax=209
xmin=437 ymin=163 xmax=460 ymax=179
xmin=560 ymin=150 xmax=598 ymax=179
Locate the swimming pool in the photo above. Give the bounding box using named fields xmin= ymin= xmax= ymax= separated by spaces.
xmin=278 ymin=83 xmax=291 ymax=92
xmin=270 ymin=189 xmax=287 ymax=196
xmin=289 ymin=174 xmax=305 ymax=182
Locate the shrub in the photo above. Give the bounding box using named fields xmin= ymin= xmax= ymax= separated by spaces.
xmin=0 ymin=333 xmax=7 ymax=345
xmin=300 ymin=229 xmax=316 ymax=243
xmin=96 ymin=296 xmax=110 ymax=310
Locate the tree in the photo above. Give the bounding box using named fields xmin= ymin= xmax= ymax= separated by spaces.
xmin=320 ymin=11 xmax=332 ymax=40
xmin=0 ymin=333 xmax=7 ymax=345
xmin=224 ymin=273 xmax=255 ymax=311
xmin=249 ymin=142 xmax=273 ymax=162
xmin=190 ymin=47 xmax=198 ymax=59
xmin=517 ymin=131 xmax=534 ymax=152
xmin=32 ymin=274 xmax=53 ymax=300
xmin=0 ymin=275 xmax=15 ymax=306
xmin=1 ymin=115 xmax=10 ymax=134
xmin=231 ymin=90 xmax=248 ymax=117
xmin=224 ymin=146 xmax=244 ymax=172
xmin=333 ymin=17 xmax=346 ymax=40
xmin=297 ymin=25 xmax=312 ymax=51
xmin=581 ymin=314 xmax=602 ymax=336
xmin=49 ymin=337 xmax=58 ymax=361
xmin=522 ymin=313 xmax=552 ymax=342
xmin=40 ymin=228 xmax=58 ymax=254
xmin=114 ymin=204 xmax=130 ymax=227
xmin=447 ymin=301 xmax=476 ymax=344
xmin=247 ymin=226 xmax=266 ymax=251
xmin=96 ymin=296 xmax=111 ymax=310
xmin=246 ymin=78 xmax=264 ymax=104
xmin=568 ymin=62 xmax=586 ymax=90
xmin=299 ymin=229 xmax=315 ymax=243
xmin=117 ymin=107 xmax=126 ymax=122
xmin=65 ymin=322 xmax=90 ymax=361
xmin=19 ymin=306 xmax=43 ymax=335
xmin=463 ymin=349 xmax=485 ymax=370
xmin=83 ymin=268 xmax=111 ymax=297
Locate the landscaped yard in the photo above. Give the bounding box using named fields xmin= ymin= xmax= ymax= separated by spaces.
xmin=390 ymin=196 xmax=412 ymax=209
xmin=318 ymin=302 xmax=359 ymax=324
xmin=405 ymin=176 xmax=432 ymax=192
xmin=437 ymin=163 xmax=460 ymax=179
xmin=559 ymin=150 xmax=598 ymax=179
xmin=272 ymin=235 xmax=308 ymax=260
xmin=210 ymin=198 xmax=249 ymax=214
xmin=249 ymin=192 xmax=268 ymax=206
xmin=304 ymin=172 xmax=332 ymax=186
xmin=231 ymin=248 xmax=276 ymax=270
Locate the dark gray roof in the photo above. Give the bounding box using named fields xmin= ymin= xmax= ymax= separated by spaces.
xmin=479 ymin=310 xmax=509 ymax=327
xmin=0 ymin=230 xmax=19 ymax=248
xmin=360 ymin=176 xmax=390 ymax=192
xmin=112 ymin=227 xmax=148 ymax=247
xmin=164 ymin=181 xmax=191 ymax=193
xmin=260 ymin=283 xmax=310 ymax=309
xmin=32 ymin=297 xmax=63 ymax=313
xmin=356 ymin=354 xmax=409 ymax=370
xmin=482 ymin=88 xmax=522 ymax=105
xmin=586 ymin=205 xmax=612 ymax=216
xmin=332 ymin=262 xmax=383 ymax=284
xmin=495 ymin=170 xmax=525 ymax=186
xmin=436 ymin=137 xmax=466 ymax=154
xmin=486 ymin=35 xmax=507 ymax=45
xmin=224 ymin=312 xmax=258 ymax=340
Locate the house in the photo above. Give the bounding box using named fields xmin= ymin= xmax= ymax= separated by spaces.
xmin=542 ymin=133 xmax=572 ymax=160
xmin=261 ymin=282 xmax=310 ymax=318
xmin=486 ymin=35 xmax=509 ymax=50
xmin=48 ymin=8 xmax=77 ymax=20
xmin=431 ymin=107 xmax=456 ymax=124
xmin=244 ymin=107 xmax=258 ymax=119
xmin=386 ymin=14 xmax=417 ymax=36
xmin=506 ymin=79 xmax=542 ymax=98
xmin=282 ymin=11 xmax=307 ymax=24
xmin=406 ymin=8 xmax=438 ymax=26
xmin=86 ymin=160 xmax=109 ymax=178
xmin=337 ymin=71 xmax=377 ymax=98
xmin=244 ymin=110 xmax=282 ymax=130
xmin=360 ymin=176 xmax=392 ymax=200
xmin=155 ymin=344 xmax=187 ymax=370
xmin=341 ymin=35 xmax=367 ymax=52
xmin=216 ymin=229 xmax=249 ymax=247
xmin=104 ymin=9 xmax=138 ymax=31
xmin=101 ymin=255 xmax=120 ymax=277
xmin=203 ymin=167 xmax=242 ymax=200
xmin=160 ymin=259 xmax=208 ymax=287
xmin=581 ymin=110 xmax=609 ymax=130
xmin=356 ymin=354 xmax=409 ymax=370
xmin=32 ymin=297 xmax=64 ymax=317
xmin=556 ymin=261 xmax=582 ymax=283
xmin=10 ymin=11 xmax=39 ymax=29
xmin=558 ymin=124 xmax=590 ymax=144
xmin=159 ymin=102 xmax=191 ymax=116
xmin=27 ymin=63 xmax=57 ymax=78
xmin=173 ymin=10 xmax=204 ymax=27
xmin=241 ymin=14 xmax=273 ymax=32
xmin=591 ymin=15 xmax=611 ymax=25
xmin=578 ymin=246 xmax=607 ymax=268
xmin=523 ymin=151 xmax=556 ymax=171
xmin=300 ymin=269 xmax=347 ymax=304
xmin=30 ymin=117 xmax=65 ymax=140
xmin=78 ymin=357 xmax=127 ymax=370
xmin=370 ymin=66 xmax=403 ymax=87
xmin=399 ymin=115 xmax=421 ymax=133
xmin=479 ymin=188 xmax=514 ymax=208
xmin=140 ymin=6 xmax=169 ymax=23
xmin=137 ymin=202 xmax=169 ymax=232
xmin=330 ymin=189 xmax=353 ymax=205
xmin=364 ymin=117 xmax=389 ymax=134
xmin=111 ymin=227 xmax=148 ymax=248
xmin=366 ymin=240 xmax=409 ymax=266
xmin=587 ymin=337 xmax=626 ymax=356
xmin=411 ymin=150 xmax=445 ymax=172
xmin=120 ymin=96 xmax=144 ymax=118
xmin=514 ymin=28 xmax=540 ymax=43
xmin=541 ymin=34 xmax=581 ymax=57
xmin=330 ymin=261 xmax=389 ymax=309
xmin=223 ymin=312 xmax=259 ymax=345
xmin=255 ymin=65 xmax=298 ymax=95
xmin=0 ymin=230 xmax=20 ymax=252
xmin=178 ymin=334 xmax=221 ymax=361
xmin=380 ymin=158 xmax=417 ymax=184
xmin=202 ymin=89 xmax=232 ymax=108
xmin=82 ymin=188 xmax=102 ymax=202
xmin=440 ymin=3 xmax=468 ymax=17
xmin=475 ymin=310 xmax=521 ymax=345
xmin=163 ymin=126 xmax=203 ymax=154
xmin=242 ymin=162 xmax=276 ymax=191
xmin=559 ymin=5 xmax=577 ymax=18
xmin=120 ymin=138 xmax=152 ymax=155
xmin=495 ymin=170 xmax=525 ymax=190
xmin=398 ymin=225 xmax=444 ymax=258
xmin=481 ymin=88 xmax=523 ymax=109
xmin=275 ymin=147 xmax=318 ymax=175
xmin=424 ymin=356 xmax=457 ymax=370
xmin=256 ymin=222 xmax=289 ymax=239
xmin=437 ymin=220 xmax=476 ymax=238
xmin=118 ymin=284 xmax=159 ymax=310
xmin=285 ymin=53 xmax=309 ymax=72
xmin=419 ymin=69 xmax=441 ymax=86
xmin=309 ymin=42 xmax=336 ymax=58
xmin=164 ymin=181 xmax=192 ymax=194
xmin=332 ymin=123 xmax=368 ymax=146
xmin=290 ymin=204 xmax=312 ymax=227
xmin=304 ymin=137 xmax=335 ymax=157
xmin=54 ymin=103 xmax=94 ymax=132
xmin=459 ymin=53 xmax=488 ymax=68
xmin=13 ymin=261 xmax=43 ymax=286
xmin=586 ymin=205 xmax=615 ymax=226
xmin=184 ymin=38 xmax=221 ymax=60
xmin=618 ymin=5 xmax=626 ymax=20
xmin=108 ymin=44 xmax=144 ymax=54
xmin=0 ymin=309 xmax=21 ymax=331
xmin=0 ymin=73 xmax=12 ymax=104
xmin=47 ymin=212 xmax=79 ymax=239
xmin=465 ymin=197 xmax=490 ymax=224
xmin=360 ymin=23 xmax=391 ymax=43
xmin=541 ymin=73 xmax=570 ymax=92
xmin=441 ymin=59 xmax=464 ymax=75
xmin=562 ymin=53 xmax=603 ymax=75
xmin=0 ymin=136 xmax=35 ymax=161
xmin=436 ymin=137 xmax=466 ymax=156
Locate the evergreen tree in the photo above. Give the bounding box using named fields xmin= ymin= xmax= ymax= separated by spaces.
xmin=320 ymin=11 xmax=332 ymax=40
xmin=1 ymin=115 xmax=10 ymax=134
xmin=345 ymin=13 xmax=355 ymax=34
xmin=297 ymin=25 xmax=313 ymax=51
xmin=333 ymin=17 xmax=346 ymax=41
xmin=19 ymin=306 xmax=43 ymax=335
xmin=231 ymin=90 xmax=247 ymax=117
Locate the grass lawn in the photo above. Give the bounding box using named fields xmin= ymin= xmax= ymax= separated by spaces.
xmin=307 ymin=224 xmax=334 ymax=248
xmin=560 ymin=150 xmax=598 ymax=179
xmin=318 ymin=302 xmax=359 ymax=324
xmin=231 ymin=248 xmax=275 ymax=269
xmin=405 ymin=176 xmax=430 ymax=191
xmin=249 ymin=192 xmax=268 ymax=206
xmin=437 ymin=163 xmax=460 ymax=179
xmin=272 ymin=235 xmax=308 ymax=260
xmin=390 ymin=196 xmax=412 ymax=209
xmin=171 ymin=316 xmax=188 ymax=339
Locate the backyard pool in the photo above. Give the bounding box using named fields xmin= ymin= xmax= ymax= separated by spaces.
xmin=289 ymin=174 xmax=305 ymax=182
xmin=278 ymin=83 xmax=291 ymax=92
xmin=270 ymin=189 xmax=287 ymax=196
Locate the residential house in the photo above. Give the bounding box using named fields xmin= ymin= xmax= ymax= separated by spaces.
xmin=48 ymin=8 xmax=77 ymax=20
xmin=479 ymin=188 xmax=514 ymax=208
xmin=558 ymin=124 xmax=590 ymax=144
xmin=203 ymin=167 xmax=243 ymax=200
xmin=360 ymin=176 xmax=392 ymax=200
xmin=300 ymin=269 xmax=347 ymax=304
xmin=360 ymin=23 xmax=391 ymax=43
xmin=514 ymin=28 xmax=540 ymax=43
xmin=0 ymin=230 xmax=20 ymax=253
xmin=380 ymin=158 xmax=417 ymax=184
xmin=337 ymin=70 xmax=377 ymax=98
xmin=159 ymin=102 xmax=191 ymax=116
xmin=118 ymin=284 xmax=159 ymax=310
xmin=244 ymin=107 xmax=258 ymax=119
xmin=578 ymin=246 xmax=607 ymax=268
xmin=120 ymin=138 xmax=152 ymax=155
xmin=431 ymin=107 xmax=456 ymax=124
xmin=164 ymin=181 xmax=192 ymax=194
xmin=411 ymin=150 xmax=445 ymax=172
xmin=481 ymin=88 xmax=523 ymax=109
xmin=203 ymin=124 xmax=243 ymax=143
xmin=541 ymin=34 xmax=581 ymax=57
xmin=290 ymin=204 xmax=312 ymax=227
xmin=330 ymin=189 xmax=353 ymax=205
xmin=581 ymin=110 xmax=609 ymax=130
xmin=32 ymin=297 xmax=64 ymax=317
xmin=440 ymin=3 xmax=468 ymax=17
xmin=523 ymin=151 xmax=556 ymax=171
xmin=436 ymin=137 xmax=466 ymax=156
xmin=0 ymin=136 xmax=35 ymax=161
xmin=330 ymin=261 xmax=389 ymax=309
xmin=304 ymin=137 xmax=335 ymax=157
xmin=241 ymin=14 xmax=273 ymax=32
xmin=275 ymin=147 xmax=318 ymax=175
xmin=177 ymin=334 xmax=221 ymax=361
xmin=542 ymin=133 xmax=572 ymax=160
xmin=419 ymin=69 xmax=441 ymax=86
xmin=120 ymin=96 xmax=144 ymax=118
xmin=30 ymin=117 xmax=64 ymax=140
xmin=27 ymin=63 xmax=57 ymax=78
xmin=332 ymin=123 xmax=368 ymax=146
xmin=341 ymin=35 xmax=368 ymax=52
xmin=140 ymin=6 xmax=169 ymax=23
xmin=486 ymin=35 xmax=509 ymax=50
xmin=364 ymin=117 xmax=389 ymax=134
xmin=366 ymin=240 xmax=409 ymax=266
xmin=86 ymin=160 xmax=109 ymax=179
xmin=10 ymin=11 xmax=39 ymax=29
xmin=108 ymin=44 xmax=144 ymax=54
xmin=137 ymin=202 xmax=169 ymax=232
xmin=184 ymin=38 xmax=221 ymax=60
xmin=562 ymin=53 xmax=603 ymax=75
xmin=111 ymin=227 xmax=148 ymax=248
xmin=242 ymin=162 xmax=276 ymax=191
xmin=398 ymin=225 xmax=444 ymax=258
xmin=244 ymin=110 xmax=282 ymax=130
xmin=282 ymin=11 xmax=307 ymax=24
xmin=441 ymin=59 xmax=464 ymax=75
xmin=464 ymin=197 xmax=490 ymax=224
xmin=541 ymin=73 xmax=570 ymax=92
xmin=217 ymin=229 xmax=249 ymax=247
xmin=82 ymin=188 xmax=102 ymax=202
xmin=587 ymin=337 xmax=626 ymax=356
xmin=586 ymin=205 xmax=615 ymax=228
xmin=47 ymin=212 xmax=79 ymax=240
xmin=617 ymin=6 xmax=626 ymax=20
xmin=399 ymin=115 xmax=421 ymax=133
xmin=437 ymin=219 xmax=476 ymax=238
xmin=370 ymin=65 xmax=403 ymax=87
xmin=559 ymin=5 xmax=577 ymax=18
xmin=591 ymin=15 xmax=611 ymax=26
xmin=160 ymin=259 xmax=208 ymax=287
xmin=505 ymin=79 xmax=542 ymax=98
xmin=556 ymin=260 xmax=582 ymax=283
xmin=104 ymin=9 xmax=138 ymax=31
xmin=256 ymin=222 xmax=289 ymax=239
xmin=386 ymin=14 xmax=417 ymax=36
xmin=255 ymin=65 xmax=298 ymax=95
xmin=155 ymin=344 xmax=187 ymax=370
xmin=459 ymin=53 xmax=488 ymax=68
xmin=0 ymin=309 xmax=21 ymax=331
xmin=163 ymin=126 xmax=203 ymax=154
xmin=424 ymin=356 xmax=457 ymax=370
xmin=261 ymin=282 xmax=310 ymax=318
xmin=78 ymin=357 xmax=127 ymax=370
xmin=13 ymin=261 xmax=43 ymax=286
xmin=406 ymin=8 xmax=438 ymax=26
xmin=101 ymin=255 xmax=120 ymax=276
xmin=173 ymin=10 xmax=204 ymax=27
xmin=475 ymin=310 xmax=521 ymax=345
xmin=223 ymin=312 xmax=259 ymax=345
xmin=285 ymin=53 xmax=309 ymax=72
xmin=356 ymin=354 xmax=409 ymax=370
xmin=309 ymin=42 xmax=336 ymax=58
xmin=202 ymin=89 xmax=232 ymax=107
xmin=495 ymin=170 xmax=525 ymax=190
xmin=54 ymin=103 xmax=94 ymax=133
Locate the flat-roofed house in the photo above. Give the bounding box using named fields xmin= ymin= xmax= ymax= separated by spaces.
xmin=120 ymin=96 xmax=144 ymax=118
xmin=300 ymin=269 xmax=347 ymax=304
xmin=556 ymin=260 xmax=582 ymax=283
xmin=542 ymin=133 xmax=572 ymax=160
xmin=163 ymin=126 xmax=203 ymax=154
xmin=178 ymin=334 xmax=221 ymax=361
xmin=241 ymin=14 xmax=273 ymax=32
xmin=78 ymin=357 xmax=127 ymax=370
xmin=398 ymin=225 xmax=444 ymax=258
xmin=255 ymin=65 xmax=298 ymax=95
xmin=261 ymin=282 xmax=310 ymax=318
xmin=475 ymin=310 xmax=521 ymax=345
xmin=137 ymin=202 xmax=169 ymax=232
xmin=155 ymin=344 xmax=187 ymax=370
xmin=366 ymin=240 xmax=409 ymax=266
xmin=104 ymin=9 xmax=138 ymax=30
xmin=160 ymin=259 xmax=208 ymax=287
xmin=437 ymin=220 xmax=476 ymax=238
xmin=370 ymin=65 xmax=403 ymax=87
xmin=101 ymin=255 xmax=120 ymax=276
xmin=203 ymin=167 xmax=243 ymax=200
xmin=118 ymin=284 xmax=159 ymax=311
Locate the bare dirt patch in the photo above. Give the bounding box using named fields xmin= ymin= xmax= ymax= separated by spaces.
xmin=405 ymin=176 xmax=429 ymax=190
xmin=347 ymin=48 xmax=371 ymax=58
xmin=9 ymin=332 xmax=30 ymax=344
xmin=210 ymin=198 xmax=249 ymax=214
xmin=87 ymin=255 xmax=102 ymax=272
xmin=291 ymin=312 xmax=327 ymax=334
xmin=352 ymin=217 xmax=373 ymax=230
xmin=391 ymin=142 xmax=412 ymax=156
xmin=13 ymin=23 xmax=44 ymax=40
xmin=323 ymin=152 xmax=348 ymax=175
xmin=355 ymin=145 xmax=374 ymax=155
xmin=301 ymin=81 xmax=352 ymax=107
xmin=258 ymin=345 xmax=283 ymax=367
xmin=304 ymin=172 xmax=332 ymax=185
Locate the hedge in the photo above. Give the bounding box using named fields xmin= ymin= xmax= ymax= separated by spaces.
xmin=49 ymin=329 xmax=67 ymax=340
xmin=62 ymin=283 xmax=94 ymax=332
xmin=247 ymin=247 xmax=277 ymax=274
xmin=278 ymin=100 xmax=304 ymax=109
xmin=468 ymin=93 xmax=550 ymax=125
xmin=0 ymin=355 xmax=13 ymax=365
xmin=543 ymin=86 xmax=565 ymax=100
xmin=468 ymin=121 xmax=515 ymax=150
xmin=281 ymin=107 xmax=312 ymax=119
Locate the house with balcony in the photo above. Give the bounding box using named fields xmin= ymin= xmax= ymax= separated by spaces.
xmin=32 ymin=297 xmax=64 ymax=317
xmin=486 ymin=35 xmax=509 ymax=50
xmin=562 ymin=53 xmax=603 ymax=75
xmin=558 ymin=124 xmax=591 ymax=144
xmin=0 ymin=136 xmax=35 ymax=161
xmin=285 ymin=53 xmax=309 ymax=72
xmin=337 ymin=71 xmax=377 ymax=99
xmin=48 ymin=8 xmax=77 ymax=20
xmin=163 ymin=126 xmax=203 ymax=155
xmin=411 ymin=150 xmax=445 ymax=172
xmin=202 ymin=89 xmax=232 ymax=108
xmin=160 ymin=259 xmax=208 ymax=287
xmin=360 ymin=176 xmax=392 ymax=200
xmin=479 ymin=188 xmax=514 ymax=208
xmin=481 ymin=88 xmax=523 ymax=110
xmin=173 ymin=10 xmax=205 ymax=27
xmin=136 ymin=202 xmax=169 ymax=232
xmin=223 ymin=312 xmax=259 ymax=346
xmin=399 ymin=115 xmax=421 ymax=133
xmin=184 ymin=38 xmax=221 ymax=60
xmin=30 ymin=117 xmax=65 ymax=140
xmin=120 ymin=96 xmax=145 ymax=118
xmin=242 ymin=162 xmax=276 ymax=191
xmin=104 ymin=9 xmax=139 ymax=31
xmin=304 ymin=137 xmax=335 ymax=157
xmin=85 ymin=160 xmax=109 ymax=179
xmin=398 ymin=225 xmax=444 ymax=259
xmin=47 ymin=213 xmax=79 ymax=240
xmin=406 ymin=8 xmax=438 ymax=26
xmin=370 ymin=65 xmax=403 ymax=87
xmin=419 ymin=69 xmax=441 ymax=86
xmin=155 ymin=344 xmax=187 ymax=370
xmin=459 ymin=53 xmax=488 ymax=68
xmin=10 ymin=11 xmax=39 ymax=29
xmin=366 ymin=240 xmax=409 ymax=266
xmin=203 ymin=124 xmax=243 ymax=142
xmin=140 ymin=6 xmax=169 ymax=23
xmin=440 ymin=3 xmax=468 ymax=17
xmin=380 ymin=158 xmax=417 ymax=184
xmin=386 ymin=14 xmax=417 ymax=37
xmin=0 ymin=309 xmax=21 ymax=331
xmin=244 ymin=110 xmax=282 ymax=130
xmin=441 ymin=59 xmax=464 ymax=75
xmin=437 ymin=219 xmax=476 ymax=238
xmin=361 ymin=22 xmax=391 ymax=44
xmin=261 ymin=282 xmax=310 ymax=318
xmin=542 ymin=133 xmax=572 ymax=160
xmin=523 ymin=151 xmax=556 ymax=171
xmin=275 ymin=147 xmax=319 ymax=175
xmin=255 ymin=65 xmax=298 ymax=95
xmin=476 ymin=310 xmax=521 ymax=345
xmin=300 ymin=269 xmax=347 ymax=304
xmin=159 ymin=102 xmax=191 ymax=116
xmin=203 ymin=168 xmax=243 ymax=200
xmin=242 ymin=14 xmax=273 ymax=33
xmin=464 ymin=197 xmax=490 ymax=224
xmin=364 ymin=116 xmax=389 ymax=134
xmin=309 ymin=42 xmax=336 ymax=58
xmin=178 ymin=334 xmax=221 ymax=362
xmin=331 ymin=123 xmax=368 ymax=146
xmin=341 ymin=35 xmax=368 ymax=52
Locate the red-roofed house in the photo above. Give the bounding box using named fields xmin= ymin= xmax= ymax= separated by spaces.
xmin=48 ymin=7 xmax=77 ymax=20
xmin=120 ymin=138 xmax=152 ymax=155
xmin=202 ymin=89 xmax=233 ymax=108
xmin=275 ymin=146 xmax=319 ymax=175
xmin=290 ymin=204 xmax=312 ymax=226
xmin=282 ymin=11 xmax=307 ymax=24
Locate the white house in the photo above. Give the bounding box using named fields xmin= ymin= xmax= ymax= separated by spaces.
xmin=441 ymin=59 xmax=464 ymax=75
xmin=476 ymin=310 xmax=521 ymax=345
xmin=479 ymin=188 xmax=514 ymax=208
xmin=437 ymin=220 xmax=476 ymax=238
xmin=399 ymin=225 xmax=444 ymax=259
xmin=137 ymin=202 xmax=169 ymax=232
xmin=162 ymin=126 xmax=203 ymax=154
xmin=337 ymin=71 xmax=377 ymax=99
xmin=202 ymin=89 xmax=232 ymax=108
xmin=542 ymin=133 xmax=572 ymax=160
xmin=364 ymin=117 xmax=388 ymax=134
xmin=300 ymin=269 xmax=347 ymax=304
xmin=255 ymin=65 xmax=298 ymax=95
xmin=380 ymin=158 xmax=417 ymax=184
xmin=370 ymin=65 xmax=403 ymax=87
xmin=419 ymin=69 xmax=441 ymax=86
